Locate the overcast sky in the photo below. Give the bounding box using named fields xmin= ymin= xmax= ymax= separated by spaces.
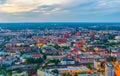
xmin=0 ymin=0 xmax=120 ymax=22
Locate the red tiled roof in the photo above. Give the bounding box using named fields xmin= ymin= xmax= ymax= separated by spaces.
xmin=32 ymin=54 xmax=41 ymax=58
xmin=58 ymin=38 xmax=67 ymax=43
xmin=111 ymin=52 xmax=120 ymax=54
xmin=78 ymin=58 xmax=94 ymax=60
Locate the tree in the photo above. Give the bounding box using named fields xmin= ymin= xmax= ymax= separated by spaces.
xmin=61 ymin=46 xmax=70 ymax=49
xmin=74 ymin=73 xmax=78 ymax=76
xmin=36 ymin=58 xmax=43 ymax=63
xmin=43 ymin=54 xmax=47 ymax=59
xmin=62 ymin=73 xmax=72 ymax=76
xmin=108 ymin=34 xmax=115 ymax=39
xmin=51 ymin=59 xmax=60 ymax=65
xmin=34 ymin=64 xmax=40 ymax=70
xmin=16 ymin=68 xmax=22 ymax=73
xmin=113 ymin=57 xmax=117 ymax=62
xmin=87 ymin=64 xmax=92 ymax=70
xmin=54 ymin=45 xmax=61 ymax=49
xmin=107 ymin=56 xmax=117 ymax=62
xmin=26 ymin=58 xmax=34 ymax=64
xmin=51 ymin=69 xmax=58 ymax=74
xmin=26 ymin=58 xmax=43 ymax=64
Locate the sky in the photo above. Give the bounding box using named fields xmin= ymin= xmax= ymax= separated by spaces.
xmin=0 ymin=0 xmax=120 ymax=22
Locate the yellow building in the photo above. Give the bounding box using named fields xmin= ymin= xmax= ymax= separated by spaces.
xmin=12 ymin=71 xmax=28 ymax=76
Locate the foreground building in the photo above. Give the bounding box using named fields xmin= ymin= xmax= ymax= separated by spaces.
xmin=37 ymin=68 xmax=61 ymax=76
xmin=105 ymin=62 xmax=114 ymax=76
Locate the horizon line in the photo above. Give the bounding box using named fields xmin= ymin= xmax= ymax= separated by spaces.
xmin=0 ymin=21 xmax=120 ymax=23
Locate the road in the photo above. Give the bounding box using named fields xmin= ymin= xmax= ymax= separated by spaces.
xmin=6 ymin=64 xmax=37 ymax=70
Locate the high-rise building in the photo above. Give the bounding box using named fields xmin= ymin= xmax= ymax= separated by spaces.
xmin=105 ymin=62 xmax=114 ymax=76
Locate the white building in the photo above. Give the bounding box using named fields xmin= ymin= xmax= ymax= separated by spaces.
xmin=37 ymin=68 xmax=60 ymax=76
xmin=105 ymin=62 xmax=114 ymax=76
xmin=61 ymin=58 xmax=75 ymax=65
xmin=115 ymin=36 xmax=120 ymax=40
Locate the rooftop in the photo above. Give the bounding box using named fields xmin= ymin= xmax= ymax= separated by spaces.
xmin=106 ymin=62 xmax=114 ymax=67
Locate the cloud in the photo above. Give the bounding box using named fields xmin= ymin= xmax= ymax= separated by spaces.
xmin=0 ymin=0 xmax=96 ymax=13
xmin=63 ymin=0 xmax=120 ymax=15
xmin=0 ymin=0 xmax=120 ymax=22
xmin=0 ymin=0 xmax=68 ymax=13
xmin=0 ymin=0 xmax=119 ymax=14
xmin=97 ymin=0 xmax=120 ymax=7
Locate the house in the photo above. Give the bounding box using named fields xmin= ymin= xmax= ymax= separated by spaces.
xmin=2 ymin=57 xmax=17 ymax=66
xmin=77 ymin=58 xmax=94 ymax=64
xmin=37 ymin=68 xmax=60 ymax=76
xmin=57 ymin=38 xmax=67 ymax=43
xmin=12 ymin=71 xmax=28 ymax=76
xmin=47 ymin=55 xmax=65 ymax=60
xmin=61 ymin=58 xmax=75 ymax=65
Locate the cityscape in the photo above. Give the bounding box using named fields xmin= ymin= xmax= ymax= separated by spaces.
xmin=0 ymin=0 xmax=120 ymax=76
xmin=0 ymin=23 xmax=120 ymax=76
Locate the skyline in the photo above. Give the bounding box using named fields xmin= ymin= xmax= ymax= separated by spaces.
xmin=0 ymin=0 xmax=120 ymax=22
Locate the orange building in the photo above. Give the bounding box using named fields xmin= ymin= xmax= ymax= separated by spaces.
xmin=75 ymin=42 xmax=83 ymax=47
xmin=37 ymin=43 xmax=43 ymax=47
xmin=112 ymin=62 xmax=120 ymax=76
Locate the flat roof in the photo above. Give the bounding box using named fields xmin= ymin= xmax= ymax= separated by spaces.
xmin=50 ymin=66 xmax=89 ymax=71
xmin=106 ymin=62 xmax=113 ymax=67
xmin=78 ymin=74 xmax=104 ymax=76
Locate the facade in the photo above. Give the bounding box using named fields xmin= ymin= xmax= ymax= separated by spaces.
xmin=94 ymin=58 xmax=99 ymax=69
xmin=61 ymin=58 xmax=75 ymax=65
xmin=55 ymin=66 xmax=90 ymax=74
xmin=78 ymin=74 xmax=104 ymax=76
xmin=37 ymin=68 xmax=61 ymax=76
xmin=47 ymin=55 xmax=65 ymax=60
xmin=77 ymin=58 xmax=94 ymax=64
xmin=105 ymin=62 xmax=114 ymax=76
xmin=12 ymin=71 xmax=28 ymax=76
xmin=94 ymin=58 xmax=105 ymax=70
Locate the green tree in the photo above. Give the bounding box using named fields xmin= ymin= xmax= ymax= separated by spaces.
xmin=51 ymin=69 xmax=58 ymax=74
xmin=26 ymin=58 xmax=43 ymax=64
xmin=62 ymin=73 xmax=72 ymax=76
xmin=74 ymin=73 xmax=78 ymax=76
xmin=43 ymin=54 xmax=47 ymax=59
xmin=87 ymin=64 xmax=92 ymax=70
xmin=54 ymin=45 xmax=61 ymax=49
xmin=36 ymin=58 xmax=43 ymax=63
xmin=107 ymin=56 xmax=117 ymax=62
xmin=26 ymin=58 xmax=34 ymax=64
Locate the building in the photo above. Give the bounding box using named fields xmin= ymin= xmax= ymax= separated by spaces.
xmin=37 ymin=68 xmax=60 ymax=76
xmin=111 ymin=62 xmax=120 ymax=76
xmin=117 ymin=54 xmax=120 ymax=62
xmin=47 ymin=55 xmax=65 ymax=60
xmin=78 ymin=74 xmax=104 ymax=76
xmin=61 ymin=58 xmax=75 ymax=65
xmin=105 ymin=62 xmax=114 ymax=76
xmin=77 ymin=58 xmax=94 ymax=64
xmin=94 ymin=58 xmax=105 ymax=70
xmin=51 ymin=66 xmax=91 ymax=74
xmin=12 ymin=71 xmax=28 ymax=76
xmin=115 ymin=36 xmax=120 ymax=40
